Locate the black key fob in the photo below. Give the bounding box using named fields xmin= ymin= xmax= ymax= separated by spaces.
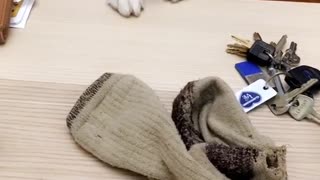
xmin=247 ymin=40 xmax=275 ymax=67
xmin=285 ymin=65 xmax=320 ymax=93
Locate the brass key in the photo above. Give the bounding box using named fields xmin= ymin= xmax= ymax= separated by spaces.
xmin=226 ymin=35 xmax=253 ymax=57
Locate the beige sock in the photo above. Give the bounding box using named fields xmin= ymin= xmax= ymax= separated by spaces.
xmin=172 ymin=76 xmax=287 ymax=180
xmin=66 ymin=73 xmax=228 ymax=180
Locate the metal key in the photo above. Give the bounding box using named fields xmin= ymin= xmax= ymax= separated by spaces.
xmin=274 ymin=35 xmax=288 ymax=65
xmin=267 ymin=65 xmax=285 ymax=95
xmin=289 ymin=94 xmax=320 ymax=123
xmin=253 ymin=32 xmax=262 ymax=41
xmin=285 ymin=65 xmax=320 ymax=93
xmin=274 ymin=35 xmax=291 ymax=71
xmin=275 ymin=35 xmax=287 ymax=57
xmin=270 ymin=41 xmax=277 ymax=48
xmin=268 ymin=78 xmax=318 ymax=115
xmin=266 ymin=35 xmax=287 ymax=96
xmin=274 ymin=35 xmax=288 ymax=84
xmin=282 ymin=42 xmax=301 ymax=66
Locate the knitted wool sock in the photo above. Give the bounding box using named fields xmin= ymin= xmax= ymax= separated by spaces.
xmin=172 ymin=76 xmax=287 ymax=180
xmin=66 ymin=73 xmax=228 ymax=180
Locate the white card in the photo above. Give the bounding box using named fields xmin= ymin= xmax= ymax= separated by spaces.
xmin=236 ymin=79 xmax=277 ymax=113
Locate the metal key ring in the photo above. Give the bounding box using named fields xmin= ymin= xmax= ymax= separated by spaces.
xmin=265 ymin=51 xmax=292 ymax=71
xmin=265 ymin=51 xmax=275 ymax=61
xmin=263 ymin=72 xmax=287 ymax=90
xmin=263 ymin=51 xmax=288 ymax=90
xmin=265 ymin=51 xmax=280 ymax=65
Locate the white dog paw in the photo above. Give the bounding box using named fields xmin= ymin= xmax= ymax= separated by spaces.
xmin=108 ymin=0 xmax=144 ymax=17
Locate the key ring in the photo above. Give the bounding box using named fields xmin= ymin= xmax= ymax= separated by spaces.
xmin=263 ymin=51 xmax=288 ymax=90
xmin=263 ymin=72 xmax=287 ymax=90
xmin=265 ymin=51 xmax=280 ymax=65
xmin=265 ymin=51 xmax=291 ymax=71
xmin=265 ymin=51 xmax=275 ymax=61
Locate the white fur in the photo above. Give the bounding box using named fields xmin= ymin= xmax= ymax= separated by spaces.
xmin=108 ymin=0 xmax=181 ymax=17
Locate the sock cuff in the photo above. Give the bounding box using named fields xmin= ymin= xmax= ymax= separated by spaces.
xmin=66 ymin=73 xmax=133 ymax=133
xmin=66 ymin=73 xmax=113 ymax=129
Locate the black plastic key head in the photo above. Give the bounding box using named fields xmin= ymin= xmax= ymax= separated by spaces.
xmin=247 ymin=40 xmax=276 ymax=67
xmin=285 ymin=65 xmax=320 ymax=92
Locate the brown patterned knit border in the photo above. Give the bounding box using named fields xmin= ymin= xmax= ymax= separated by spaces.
xmin=66 ymin=73 xmax=112 ymax=129
xmin=171 ymin=81 xmax=204 ymax=150
xmin=172 ymin=80 xmax=260 ymax=179
xmin=206 ymin=143 xmax=258 ymax=180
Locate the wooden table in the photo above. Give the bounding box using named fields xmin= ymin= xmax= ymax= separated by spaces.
xmin=1 ymin=0 xmax=320 ymax=179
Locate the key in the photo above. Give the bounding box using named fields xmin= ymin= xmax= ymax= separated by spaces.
xmin=264 ymin=68 xmax=284 ymax=97
xmin=226 ymin=35 xmax=252 ymax=57
xmin=274 ymin=35 xmax=287 ymax=62
xmin=270 ymin=41 xmax=277 ymax=48
xmin=285 ymin=65 xmax=320 ymax=94
xmin=282 ymin=42 xmax=301 ymax=66
xmin=289 ymin=94 xmax=320 ymax=123
xmin=226 ymin=48 xmax=247 ymax=57
xmin=226 ymin=33 xmax=277 ymax=67
xmin=273 ymin=35 xmax=292 ymax=71
xmin=226 ymin=50 xmax=247 ymax=57
xmin=247 ymin=33 xmax=275 ymax=66
xmin=253 ymin=32 xmax=262 ymax=41
xmin=267 ymin=35 xmax=288 ymax=94
xmin=247 ymin=40 xmax=275 ymax=66
xmin=267 ymin=65 xmax=285 ymax=95
xmin=264 ymin=50 xmax=285 ymax=94
xmin=275 ymin=35 xmax=287 ymax=55
xmin=227 ymin=44 xmax=249 ymax=52
xmin=231 ymin=35 xmax=252 ymax=48
xmin=268 ymin=78 xmax=318 ymax=115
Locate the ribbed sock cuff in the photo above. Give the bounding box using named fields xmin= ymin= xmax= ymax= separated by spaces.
xmin=66 ymin=73 xmax=115 ymax=131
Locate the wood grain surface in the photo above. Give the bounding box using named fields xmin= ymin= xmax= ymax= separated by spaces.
xmin=1 ymin=0 xmax=320 ymax=179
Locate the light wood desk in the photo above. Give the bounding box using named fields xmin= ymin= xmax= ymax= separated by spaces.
xmin=0 ymin=0 xmax=320 ymax=179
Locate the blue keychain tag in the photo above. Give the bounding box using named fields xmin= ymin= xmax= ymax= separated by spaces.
xmin=235 ymin=61 xmax=267 ymax=84
xmin=236 ymin=79 xmax=277 ymax=113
